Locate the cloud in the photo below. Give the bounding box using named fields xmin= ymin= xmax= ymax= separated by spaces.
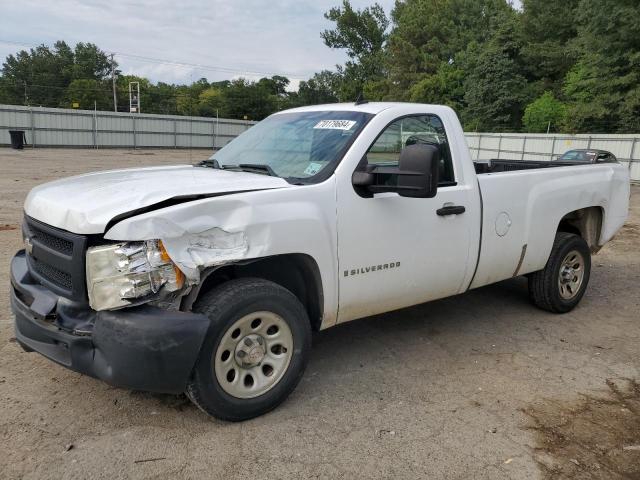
xmin=1 ymin=0 xmax=521 ymax=86
xmin=0 ymin=0 xmax=395 ymax=85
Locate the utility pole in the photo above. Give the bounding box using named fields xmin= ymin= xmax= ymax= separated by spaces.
xmin=110 ymin=53 xmax=117 ymax=112
xmin=23 ymin=81 xmax=28 ymax=106
xmin=215 ymin=108 xmax=219 ymax=151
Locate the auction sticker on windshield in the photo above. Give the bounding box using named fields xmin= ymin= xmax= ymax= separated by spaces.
xmin=313 ymin=120 xmax=357 ymax=130
xmin=304 ymin=162 xmax=323 ymax=176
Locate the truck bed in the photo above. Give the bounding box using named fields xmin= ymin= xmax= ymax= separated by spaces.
xmin=469 ymin=161 xmax=629 ymax=290
xmin=474 ymin=159 xmax=592 ymax=174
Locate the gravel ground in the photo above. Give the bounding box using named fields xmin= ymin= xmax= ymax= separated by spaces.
xmin=0 ymin=148 xmax=639 ymax=480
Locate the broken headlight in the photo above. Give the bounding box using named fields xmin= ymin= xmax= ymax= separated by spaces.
xmin=86 ymin=240 xmax=184 ymax=311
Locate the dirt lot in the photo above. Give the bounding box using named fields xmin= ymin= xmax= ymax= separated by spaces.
xmin=1 ymin=148 xmax=639 ymax=480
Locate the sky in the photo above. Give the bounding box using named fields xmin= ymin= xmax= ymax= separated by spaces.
xmin=0 ymin=0 xmax=521 ymax=89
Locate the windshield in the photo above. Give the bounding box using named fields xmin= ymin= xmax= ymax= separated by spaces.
xmin=207 ymin=110 xmax=372 ymax=182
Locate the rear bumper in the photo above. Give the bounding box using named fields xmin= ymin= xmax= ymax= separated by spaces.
xmin=10 ymin=250 xmax=210 ymax=394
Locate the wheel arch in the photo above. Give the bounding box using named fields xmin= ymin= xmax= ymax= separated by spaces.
xmin=181 ymin=253 xmax=324 ymax=331
xmin=556 ymin=206 xmax=604 ymax=253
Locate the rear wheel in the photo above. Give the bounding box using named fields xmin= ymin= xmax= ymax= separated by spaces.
xmin=186 ymin=278 xmax=311 ymax=421
xmin=528 ymin=232 xmax=591 ymax=313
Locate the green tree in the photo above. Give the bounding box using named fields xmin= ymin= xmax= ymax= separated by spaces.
xmin=71 ymin=43 xmax=113 ymax=81
xmin=386 ymin=0 xmax=515 ymax=98
xmin=456 ymin=4 xmax=528 ymax=131
xmin=408 ymin=61 xmax=465 ymax=111
xmin=520 ymin=0 xmax=580 ymax=93
xmin=0 ymin=76 xmax=11 ymax=104
xmin=321 ymin=1 xmax=389 ymax=100
xmin=2 ymin=42 xmax=71 ymax=106
xmin=148 ymin=82 xmax=180 ymax=115
xmin=0 ymin=41 xmax=115 ymax=108
xmin=222 ymin=78 xmax=276 ymax=120
xmin=175 ymin=78 xmax=210 ymax=116
xmin=62 ymin=79 xmax=111 ymax=110
xmin=461 ymin=44 xmax=528 ymax=131
xmin=197 ymin=87 xmax=224 ymax=117
xmin=563 ymin=0 xmax=640 ymax=132
xmin=522 ymin=91 xmax=567 ymax=132
xmin=175 ymin=85 xmax=198 ymax=116
xmin=257 ymin=75 xmax=290 ymax=96
xmin=256 ymin=75 xmax=292 ymax=112
xmin=295 ymin=70 xmax=340 ymax=105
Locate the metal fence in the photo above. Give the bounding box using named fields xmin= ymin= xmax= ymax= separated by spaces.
xmin=2 ymin=105 xmax=638 ymax=181
xmin=465 ymin=132 xmax=640 ymax=181
xmin=0 ymin=104 xmax=255 ymax=149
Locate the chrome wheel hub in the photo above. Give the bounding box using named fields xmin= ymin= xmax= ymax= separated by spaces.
xmin=558 ymin=250 xmax=585 ymax=300
xmin=214 ymin=311 xmax=293 ymax=399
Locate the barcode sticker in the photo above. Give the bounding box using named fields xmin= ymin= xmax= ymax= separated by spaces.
xmin=313 ymin=120 xmax=357 ymax=130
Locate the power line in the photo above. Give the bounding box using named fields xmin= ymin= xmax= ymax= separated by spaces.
xmin=0 ymin=38 xmax=310 ymax=81
xmin=112 ymin=52 xmax=308 ymax=80
xmin=0 ymin=39 xmax=36 ymax=50
xmin=1 ymin=79 xmax=290 ymax=100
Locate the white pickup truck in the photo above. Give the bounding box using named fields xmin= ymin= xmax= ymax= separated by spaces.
xmin=11 ymin=102 xmax=630 ymax=420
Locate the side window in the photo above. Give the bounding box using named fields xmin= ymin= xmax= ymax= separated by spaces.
xmin=366 ymin=115 xmax=455 ymax=185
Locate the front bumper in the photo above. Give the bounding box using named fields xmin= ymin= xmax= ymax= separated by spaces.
xmin=10 ymin=250 xmax=210 ymax=394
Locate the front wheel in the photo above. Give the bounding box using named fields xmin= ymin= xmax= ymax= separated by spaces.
xmin=528 ymin=232 xmax=591 ymax=313
xmin=186 ymin=278 xmax=311 ymax=421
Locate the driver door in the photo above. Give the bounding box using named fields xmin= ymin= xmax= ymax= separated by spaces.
xmin=337 ymin=114 xmax=474 ymax=323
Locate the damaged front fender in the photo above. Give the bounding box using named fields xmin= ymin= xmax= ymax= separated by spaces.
xmin=104 ymin=198 xmax=257 ymax=281
xmin=102 ymin=184 xmax=339 ymax=328
xmin=164 ymin=227 xmax=249 ymax=280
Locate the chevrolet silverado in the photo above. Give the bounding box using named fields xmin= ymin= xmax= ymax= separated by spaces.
xmin=11 ymin=102 xmax=630 ymax=420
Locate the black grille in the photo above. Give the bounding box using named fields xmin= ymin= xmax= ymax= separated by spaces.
xmin=31 ymin=257 xmax=73 ymax=289
xmin=23 ymin=216 xmax=88 ymax=302
xmin=30 ymin=225 xmax=74 ymax=255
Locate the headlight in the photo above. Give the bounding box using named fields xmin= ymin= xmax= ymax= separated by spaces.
xmin=86 ymin=240 xmax=184 ymax=311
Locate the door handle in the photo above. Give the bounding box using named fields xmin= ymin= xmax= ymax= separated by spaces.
xmin=436 ymin=205 xmax=466 ymax=216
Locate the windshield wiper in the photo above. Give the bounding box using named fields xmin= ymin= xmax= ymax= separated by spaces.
xmin=198 ymin=160 xmax=278 ymax=177
xmin=237 ymin=164 xmax=277 ymax=177
xmin=198 ymin=158 xmax=221 ymax=168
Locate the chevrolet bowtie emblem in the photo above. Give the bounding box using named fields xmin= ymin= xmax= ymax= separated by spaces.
xmin=24 ymin=237 xmax=33 ymax=255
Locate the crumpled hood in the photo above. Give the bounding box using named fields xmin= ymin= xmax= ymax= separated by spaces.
xmin=24 ymin=165 xmax=291 ymax=234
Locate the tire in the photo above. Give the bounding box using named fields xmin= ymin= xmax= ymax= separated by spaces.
xmin=186 ymin=278 xmax=311 ymax=421
xmin=528 ymin=232 xmax=591 ymax=313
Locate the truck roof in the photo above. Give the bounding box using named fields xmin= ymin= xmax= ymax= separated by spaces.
xmin=277 ymin=102 xmax=437 ymax=115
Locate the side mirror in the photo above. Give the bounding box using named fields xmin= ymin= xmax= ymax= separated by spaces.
xmin=397 ymin=144 xmax=439 ymax=198
xmin=352 ymin=144 xmax=440 ymax=198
